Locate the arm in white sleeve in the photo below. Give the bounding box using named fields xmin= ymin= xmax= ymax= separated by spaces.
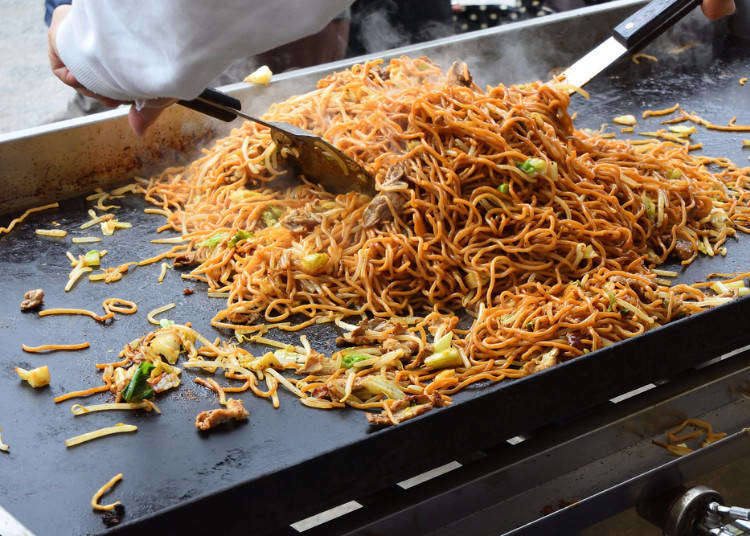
xmin=55 ymin=0 xmax=353 ymax=101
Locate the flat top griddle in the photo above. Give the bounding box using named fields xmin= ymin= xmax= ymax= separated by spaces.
xmin=1 ymin=14 xmax=749 ymax=536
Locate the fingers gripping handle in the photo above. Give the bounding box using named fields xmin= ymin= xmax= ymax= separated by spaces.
xmin=178 ymin=88 xmax=242 ymax=122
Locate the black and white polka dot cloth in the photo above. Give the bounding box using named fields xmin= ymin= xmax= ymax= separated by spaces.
xmin=451 ymin=0 xmax=556 ymax=32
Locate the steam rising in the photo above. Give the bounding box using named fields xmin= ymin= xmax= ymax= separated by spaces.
xmin=351 ymin=0 xmax=455 ymax=55
xmin=357 ymin=2 xmax=406 ymax=53
xmin=350 ymin=2 xmax=560 ymax=87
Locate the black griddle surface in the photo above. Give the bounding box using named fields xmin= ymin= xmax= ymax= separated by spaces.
xmin=0 ymin=34 xmax=748 ymax=536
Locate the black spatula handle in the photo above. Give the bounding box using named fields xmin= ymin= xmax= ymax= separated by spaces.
xmin=613 ymin=0 xmax=702 ymax=51
xmin=178 ymin=88 xmax=241 ymax=122
xmin=613 ymin=0 xmax=701 ymax=51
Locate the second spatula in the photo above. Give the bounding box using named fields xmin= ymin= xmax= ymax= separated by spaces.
xmin=562 ymin=0 xmax=702 ymax=88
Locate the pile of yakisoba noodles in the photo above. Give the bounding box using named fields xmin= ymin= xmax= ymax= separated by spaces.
xmin=125 ymin=56 xmax=750 ymax=425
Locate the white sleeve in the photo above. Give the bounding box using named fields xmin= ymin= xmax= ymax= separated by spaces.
xmin=55 ymin=0 xmax=353 ymax=101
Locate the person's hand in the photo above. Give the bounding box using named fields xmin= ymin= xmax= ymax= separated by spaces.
xmin=49 ymin=5 xmax=171 ymax=135
xmin=128 ymin=99 xmax=175 ymax=136
xmin=701 ymin=0 xmax=735 ymax=19
xmin=48 ymin=5 xmax=123 ymax=108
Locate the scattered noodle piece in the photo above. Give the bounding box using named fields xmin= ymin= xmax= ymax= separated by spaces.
xmin=642 ymin=103 xmax=679 ymax=118
xmin=741 ymin=78 xmax=747 ymax=86
xmin=35 ymin=229 xmax=67 ymax=238
xmin=563 ymin=84 xmax=589 ymax=100
xmin=632 ymin=53 xmax=658 ymax=64
xmin=158 ymin=262 xmax=169 ymax=283
xmin=0 ymin=428 xmax=8 ymax=452
xmin=150 ymin=236 xmax=185 ymax=244
xmin=667 ymin=418 xmax=726 ymax=445
xmin=195 ymin=377 xmax=227 ymax=405
xmin=91 ymin=473 xmax=123 ymax=511
xmin=95 ymin=357 xmax=131 ymax=370
xmin=265 ymin=368 xmax=305 ymax=398
xmin=54 ymin=384 xmax=110 ymax=404
xmin=94 ymin=195 xmax=119 ymax=211
xmin=89 ymin=262 xmax=138 ymax=284
xmin=81 ymin=212 xmax=113 ymax=230
xmin=111 ymin=184 xmax=137 ymax=196
xmin=0 ymin=202 xmax=59 ymax=236
xmin=86 ymin=186 xmax=130 ymax=212
xmin=144 ymin=208 xmax=169 ymax=216
xmin=652 ymin=440 xmax=693 ymax=456
xmin=72 ymin=236 xmax=101 ymax=244
xmin=72 ymin=401 xmax=160 ymax=416
xmin=40 ymin=308 xmax=113 ymax=323
xmin=679 ymin=110 xmax=750 ymax=132
xmin=667 ymin=42 xmax=698 ymax=55
xmin=637 ymin=129 xmax=690 ymax=145
xmin=137 ymin=245 xmax=186 ymax=266
xmin=22 ymin=342 xmax=90 ymax=353
xmin=147 ymin=303 xmax=176 ymax=325
xmin=661 ymin=116 xmax=688 ymax=125
xmin=653 ymin=418 xmax=727 ymax=456
xmin=102 ymin=298 xmax=137 ymax=315
xmin=65 ymin=424 xmax=137 ymax=448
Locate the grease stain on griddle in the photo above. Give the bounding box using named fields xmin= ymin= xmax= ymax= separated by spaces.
xmin=212 ymin=448 xmax=249 ymax=471
xmin=174 ymin=385 xmax=200 ymax=402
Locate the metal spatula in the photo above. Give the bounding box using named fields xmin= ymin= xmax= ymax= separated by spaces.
xmin=179 ymin=88 xmax=376 ymax=196
xmin=562 ymin=0 xmax=702 ymax=88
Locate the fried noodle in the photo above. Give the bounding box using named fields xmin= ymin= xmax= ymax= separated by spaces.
xmin=125 ymin=57 xmax=750 ymax=422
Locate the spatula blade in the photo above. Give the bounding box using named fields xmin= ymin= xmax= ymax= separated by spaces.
xmin=561 ymin=37 xmax=628 ymax=89
xmin=268 ymin=122 xmax=376 ymax=197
